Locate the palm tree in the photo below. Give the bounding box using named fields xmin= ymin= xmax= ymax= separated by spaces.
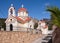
xmin=46 ymin=6 xmax=60 ymax=27
xmin=46 ymin=6 xmax=60 ymax=43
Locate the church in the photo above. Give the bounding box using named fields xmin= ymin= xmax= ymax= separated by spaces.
xmin=5 ymin=4 xmax=48 ymax=34
xmin=5 ymin=4 xmax=38 ymax=31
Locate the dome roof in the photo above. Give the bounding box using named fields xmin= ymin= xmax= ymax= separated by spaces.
xmin=18 ymin=4 xmax=28 ymax=12
xmin=18 ymin=8 xmax=27 ymax=12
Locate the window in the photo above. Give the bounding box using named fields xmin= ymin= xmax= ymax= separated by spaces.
xmin=10 ymin=9 xmax=13 ymax=14
xmin=10 ymin=19 xmax=12 ymax=21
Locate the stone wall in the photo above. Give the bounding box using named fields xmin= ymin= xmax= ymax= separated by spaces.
xmin=0 ymin=31 xmax=41 ymax=43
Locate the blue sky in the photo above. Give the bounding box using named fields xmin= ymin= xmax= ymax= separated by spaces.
xmin=0 ymin=0 xmax=60 ymax=20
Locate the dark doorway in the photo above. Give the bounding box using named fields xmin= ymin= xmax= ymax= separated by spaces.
xmin=10 ymin=24 xmax=13 ymax=31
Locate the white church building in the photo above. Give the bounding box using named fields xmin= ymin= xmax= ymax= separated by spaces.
xmin=5 ymin=4 xmax=48 ymax=34
xmin=5 ymin=4 xmax=38 ymax=31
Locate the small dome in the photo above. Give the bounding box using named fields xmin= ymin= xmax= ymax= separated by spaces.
xmin=18 ymin=8 xmax=27 ymax=12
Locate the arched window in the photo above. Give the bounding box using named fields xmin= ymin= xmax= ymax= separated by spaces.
xmin=10 ymin=9 xmax=13 ymax=14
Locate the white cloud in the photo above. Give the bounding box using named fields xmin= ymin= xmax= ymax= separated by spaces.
xmin=42 ymin=11 xmax=50 ymax=14
xmin=45 ymin=3 xmax=50 ymax=7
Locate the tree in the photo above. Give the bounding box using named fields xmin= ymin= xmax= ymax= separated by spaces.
xmin=0 ymin=18 xmax=6 ymax=30
xmin=46 ymin=6 xmax=60 ymax=43
xmin=46 ymin=6 xmax=60 ymax=27
xmin=34 ymin=23 xmax=38 ymax=29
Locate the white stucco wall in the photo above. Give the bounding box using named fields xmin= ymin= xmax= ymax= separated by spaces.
xmin=42 ymin=27 xmax=48 ymax=34
xmin=5 ymin=17 xmax=18 ymax=31
xmin=37 ymin=21 xmax=48 ymax=34
xmin=28 ymin=20 xmax=34 ymax=29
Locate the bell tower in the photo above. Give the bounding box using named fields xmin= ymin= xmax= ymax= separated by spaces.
xmin=8 ymin=4 xmax=16 ymax=17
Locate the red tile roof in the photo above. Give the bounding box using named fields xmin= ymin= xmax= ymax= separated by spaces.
xmin=16 ymin=17 xmax=23 ymax=21
xmin=18 ymin=8 xmax=27 ymax=12
xmin=44 ymin=25 xmax=48 ymax=29
xmin=15 ymin=16 xmax=31 ymax=24
xmin=25 ymin=17 xmax=31 ymax=21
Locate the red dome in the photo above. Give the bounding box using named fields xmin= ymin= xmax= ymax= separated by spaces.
xmin=18 ymin=8 xmax=27 ymax=12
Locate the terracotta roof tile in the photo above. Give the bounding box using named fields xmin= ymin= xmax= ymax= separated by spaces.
xmin=15 ymin=16 xmax=31 ymax=24
xmin=18 ymin=8 xmax=27 ymax=12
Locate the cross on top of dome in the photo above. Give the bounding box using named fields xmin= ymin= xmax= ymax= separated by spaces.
xmin=18 ymin=4 xmax=27 ymax=12
xmin=11 ymin=4 xmax=13 ymax=7
xmin=21 ymin=4 xmax=24 ymax=8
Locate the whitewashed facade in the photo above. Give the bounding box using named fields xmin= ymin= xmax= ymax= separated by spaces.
xmin=5 ymin=4 xmax=36 ymax=31
xmin=37 ymin=20 xmax=48 ymax=34
xmin=5 ymin=4 xmax=48 ymax=34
